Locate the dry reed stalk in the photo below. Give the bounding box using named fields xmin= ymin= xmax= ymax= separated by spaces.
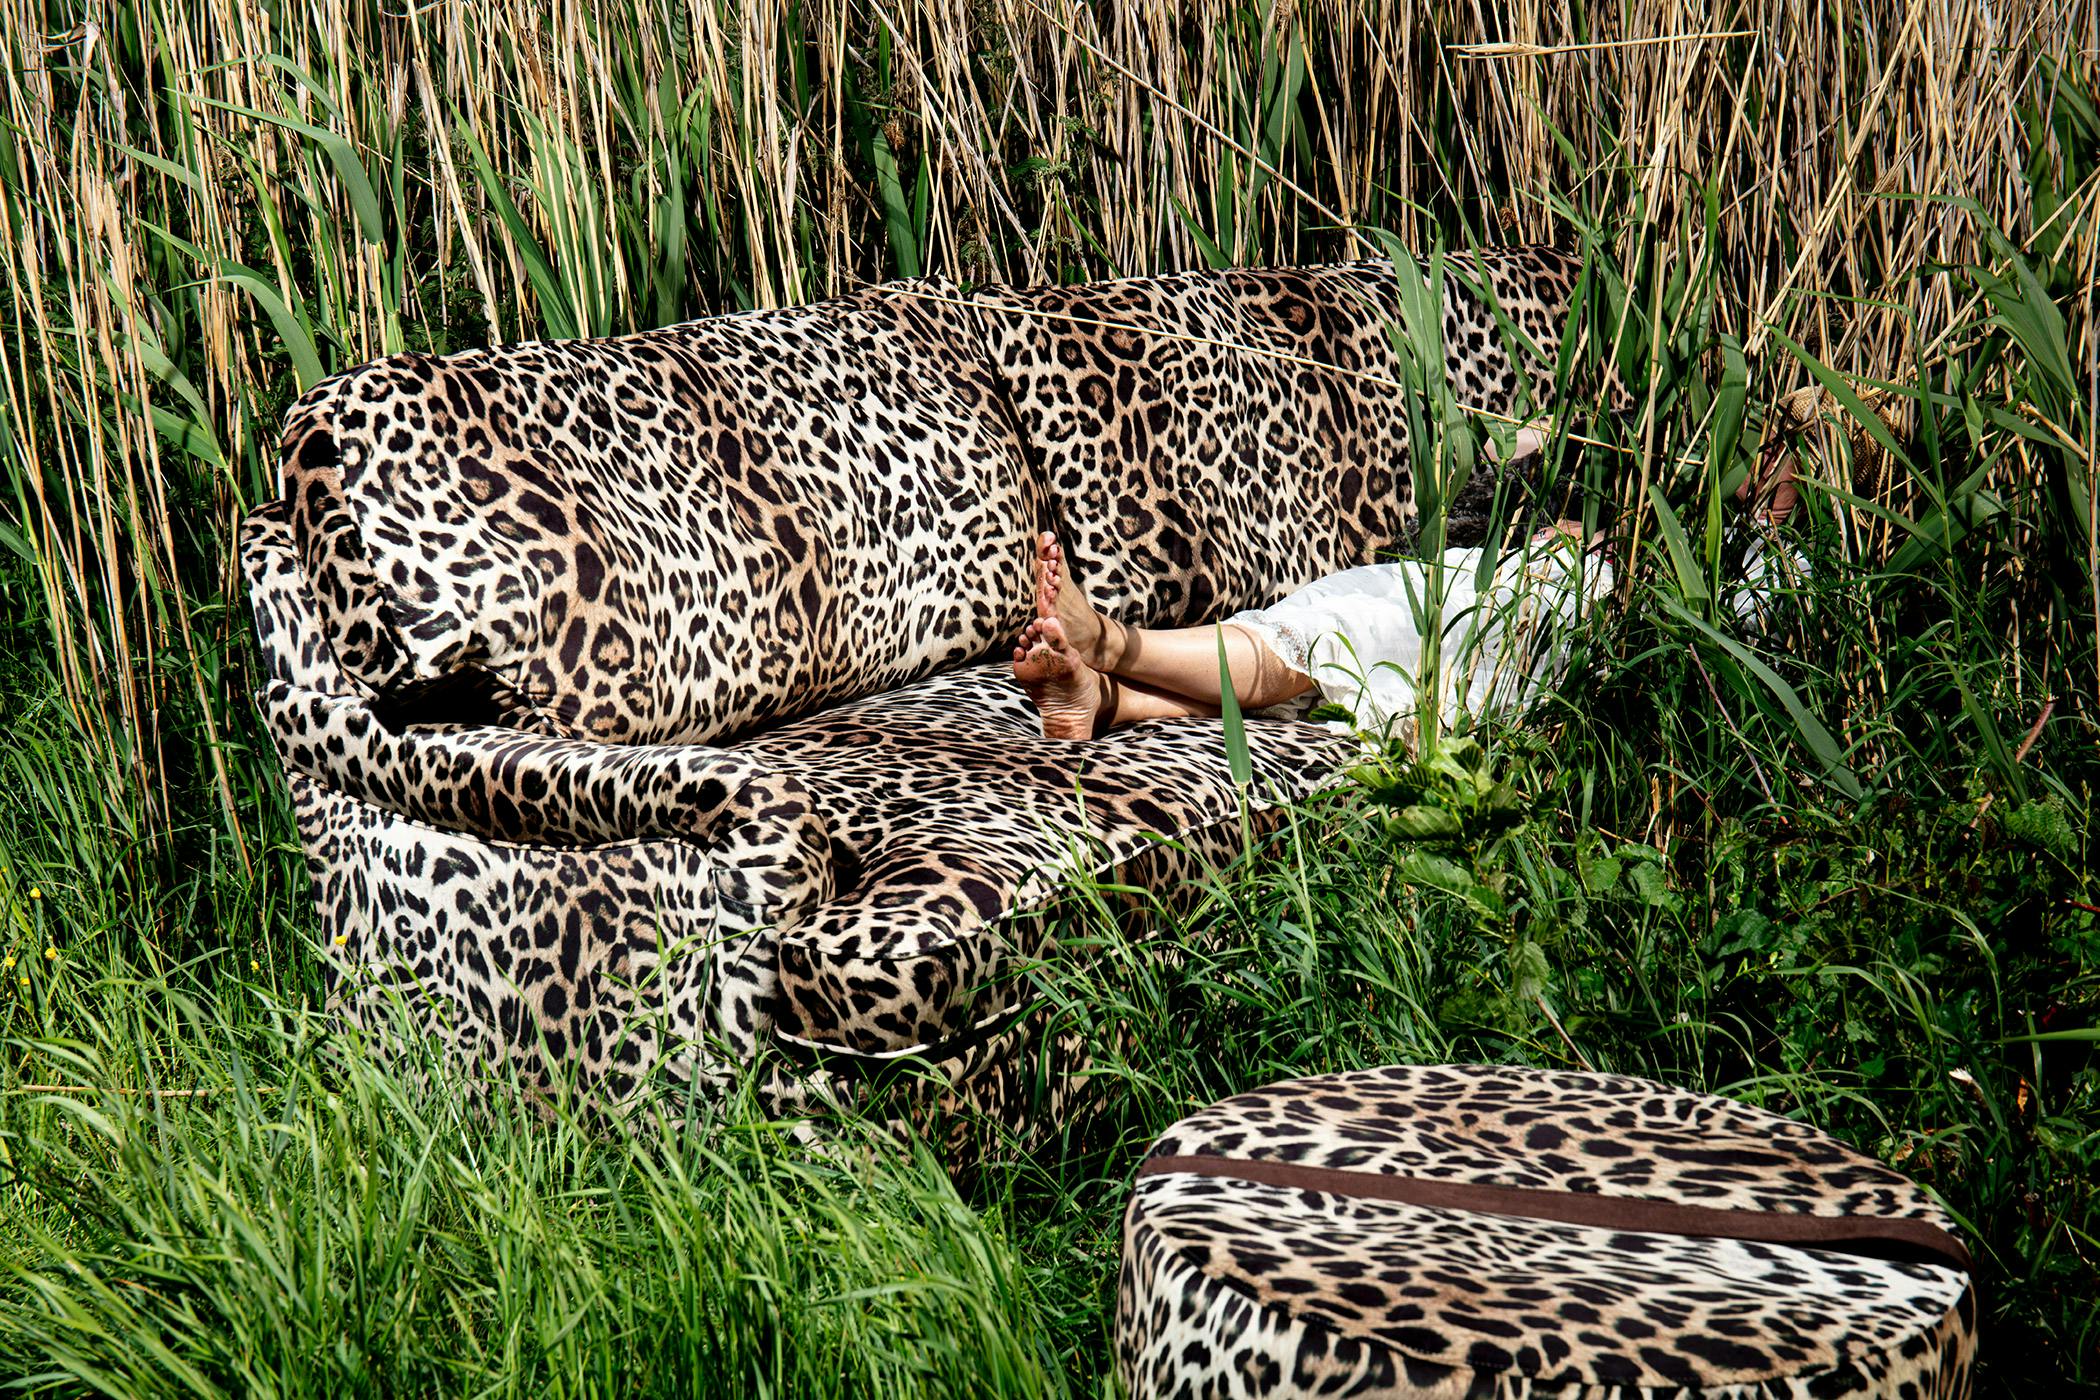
xmin=1450 ymin=30 xmax=1757 ymax=59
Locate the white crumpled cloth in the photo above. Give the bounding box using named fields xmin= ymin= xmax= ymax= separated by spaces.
xmin=1224 ymin=534 xmax=1614 ymax=746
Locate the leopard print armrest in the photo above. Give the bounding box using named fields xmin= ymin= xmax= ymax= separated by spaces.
xmin=240 ymin=495 xmax=363 ymax=697
xmin=244 ymin=492 xmax=831 ymax=923
xmin=255 ymin=677 xmax=833 ymax=924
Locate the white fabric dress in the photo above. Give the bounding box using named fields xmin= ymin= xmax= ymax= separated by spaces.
xmin=1224 ymin=533 xmax=1614 ymax=746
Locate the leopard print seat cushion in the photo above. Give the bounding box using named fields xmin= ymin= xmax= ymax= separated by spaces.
xmin=1118 ymin=1064 xmax=1975 ymax=1399
xmin=733 ymin=661 xmax=1355 ymax=1055
xmin=279 ymin=276 xmax=1049 ymax=746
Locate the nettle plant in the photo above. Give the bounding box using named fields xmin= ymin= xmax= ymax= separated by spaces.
xmin=1346 ymin=732 xmax=1685 ymax=1045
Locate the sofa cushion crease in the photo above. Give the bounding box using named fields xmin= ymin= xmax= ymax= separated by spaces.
xmin=770 ymin=758 xmax=1355 ymax=1061
xmin=729 ymin=659 xmax=1356 ymax=1055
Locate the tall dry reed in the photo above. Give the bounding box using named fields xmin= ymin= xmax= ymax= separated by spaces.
xmin=0 ymin=0 xmax=2093 ymax=867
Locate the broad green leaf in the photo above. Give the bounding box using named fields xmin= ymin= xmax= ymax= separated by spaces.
xmin=1768 ymin=327 xmax=1910 ymax=469
xmin=1709 ymin=331 xmax=1749 ymax=494
xmin=1346 ymin=760 xmax=1398 ymax=796
xmin=1708 ymin=908 xmax=1776 ymax=957
xmin=193 ymin=95 xmax=385 ymax=245
xmin=1249 ymin=29 xmax=1306 ymax=213
xmin=1970 ymin=235 xmax=2076 ymax=399
xmin=1646 ymin=483 xmax=1710 ymax=603
xmin=1626 ymin=861 xmax=1680 ymax=911
xmin=1882 ymin=441 xmax=2012 ymax=574
xmin=1981 ymin=402 xmax=2083 ymax=451
xmin=912 ymin=145 xmax=931 ymax=256
xmin=1509 ymin=940 xmax=1550 ymax=1001
xmin=1168 ymin=195 xmax=1231 ymax=270
xmin=1948 ymin=660 xmax=2027 ymax=803
xmin=138 ymin=399 xmax=225 ymax=466
xmin=155 ymin=252 xmax=325 ymax=391
xmin=1398 ymin=849 xmax=1476 ymax=896
xmin=112 ymin=141 xmax=206 ymax=194
xmin=1806 ymin=478 xmax=1942 ymax=544
xmin=870 ymin=130 xmax=920 ymax=278
xmin=125 ymin=332 xmax=217 ymax=432
xmin=455 ymin=116 xmax=578 ymax=339
xmin=1576 ymin=848 xmax=1622 ymax=894
xmin=255 ymin=54 xmax=350 ymax=126
xmin=1387 ymin=804 xmax=1462 ymax=840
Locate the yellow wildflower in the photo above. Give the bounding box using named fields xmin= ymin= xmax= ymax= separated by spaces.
xmin=43 ymin=947 xmax=56 ymax=961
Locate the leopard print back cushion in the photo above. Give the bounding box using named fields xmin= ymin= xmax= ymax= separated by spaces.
xmin=279 ymin=277 xmax=1050 ymax=745
xmin=978 ymin=246 xmax=1582 ymax=631
xmin=1118 ymin=1064 xmax=1975 ymax=1399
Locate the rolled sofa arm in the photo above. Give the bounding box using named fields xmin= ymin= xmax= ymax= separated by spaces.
xmin=240 ymin=492 xmax=831 ymax=924
xmin=239 ymin=494 xmax=835 ymax=1100
xmin=255 ymin=677 xmax=833 ymax=927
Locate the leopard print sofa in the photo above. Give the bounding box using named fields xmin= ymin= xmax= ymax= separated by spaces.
xmin=240 ymin=246 xmax=1589 ymax=1128
xmin=1118 ymin=1064 xmax=1976 ymax=1399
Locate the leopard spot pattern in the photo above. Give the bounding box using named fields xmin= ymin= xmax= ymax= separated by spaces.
xmin=1117 ymin=1065 xmax=1975 ymax=1399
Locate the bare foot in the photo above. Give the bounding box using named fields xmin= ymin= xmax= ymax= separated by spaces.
xmin=1013 ymin=616 xmax=1105 ymax=740
xmin=1531 ymin=518 xmax=1597 ymax=549
xmin=1486 ymin=425 xmax=1546 ymax=465
xmin=1530 ymin=518 xmax=1611 ymax=554
xmin=1032 ymin=532 xmax=1121 ymax=669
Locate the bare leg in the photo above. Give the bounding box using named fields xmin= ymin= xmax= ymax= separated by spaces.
xmin=1110 ymin=675 xmax=1221 ymax=723
xmin=1490 ymin=425 xmax=1547 ymax=464
xmin=1029 ymin=533 xmax=1315 ymax=709
xmin=1011 ymin=615 xmax=1224 ymax=734
xmin=1113 ymin=621 xmax=1310 ymax=708
xmin=1017 ymin=611 xmax=1310 ymax=711
xmin=1736 ymin=438 xmax=1802 ymax=527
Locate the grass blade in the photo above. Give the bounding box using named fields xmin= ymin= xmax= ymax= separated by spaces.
xmin=1666 ymin=601 xmax=1863 ymax=800
xmin=1216 ymin=624 xmax=1253 ymax=790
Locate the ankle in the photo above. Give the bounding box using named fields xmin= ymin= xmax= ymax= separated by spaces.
xmin=1091 ymin=671 xmax=1121 ymax=738
xmin=1097 ymin=615 xmax=1130 ymax=672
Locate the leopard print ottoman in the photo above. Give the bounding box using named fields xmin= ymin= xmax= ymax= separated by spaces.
xmin=1117 ymin=1065 xmax=1976 ymax=1399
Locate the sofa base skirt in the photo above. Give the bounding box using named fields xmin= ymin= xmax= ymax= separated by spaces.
xmin=286 ymin=771 xmax=1118 ymax=1155
xmin=762 ymin=998 xmax=1107 ymax=1166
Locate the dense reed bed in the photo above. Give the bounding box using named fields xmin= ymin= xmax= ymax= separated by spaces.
xmin=1 ymin=0 xmax=2092 ymax=847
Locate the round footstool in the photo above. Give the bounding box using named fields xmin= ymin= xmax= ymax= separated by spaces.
xmin=1117 ymin=1064 xmax=1976 ymax=1399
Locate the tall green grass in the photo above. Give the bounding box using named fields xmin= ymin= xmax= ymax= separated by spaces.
xmin=2 ymin=981 xmax=1071 ymax=1396
xmin=2 ymin=0 xmax=2098 ymax=1394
